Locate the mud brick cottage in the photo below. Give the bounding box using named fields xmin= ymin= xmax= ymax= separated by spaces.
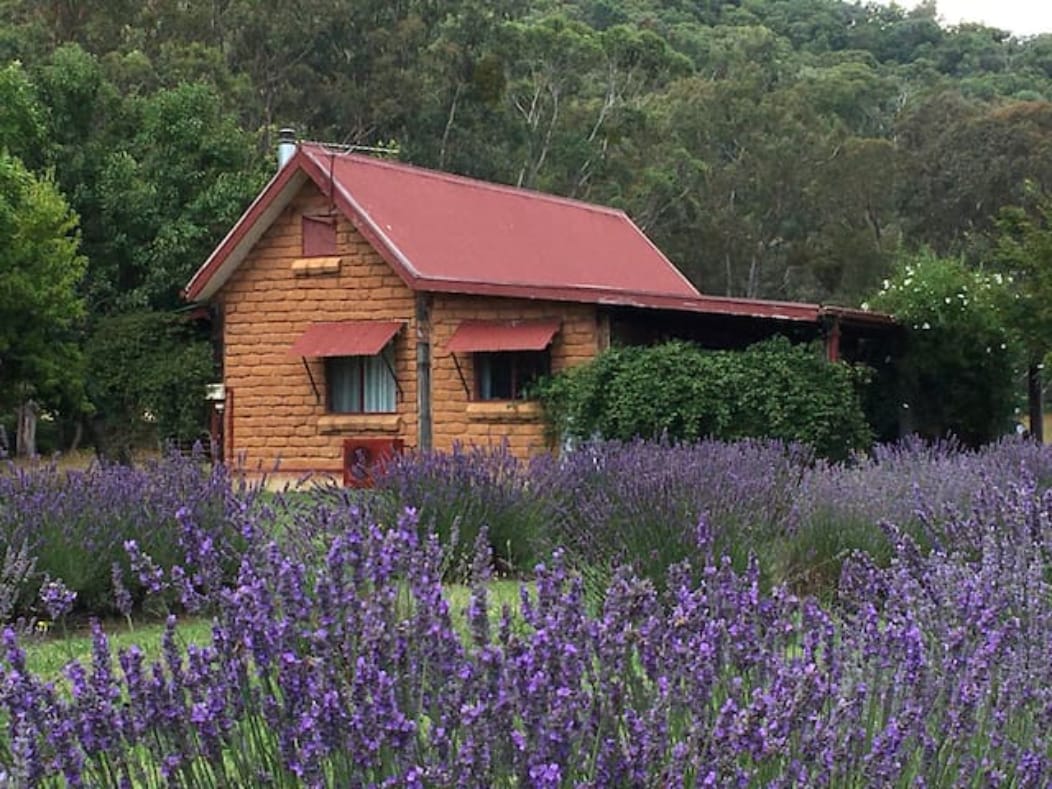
xmin=184 ymin=133 xmax=894 ymax=483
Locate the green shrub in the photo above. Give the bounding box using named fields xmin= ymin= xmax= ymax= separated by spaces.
xmin=536 ymin=337 xmax=872 ymax=460
xmin=868 ymin=251 xmax=1021 ymax=446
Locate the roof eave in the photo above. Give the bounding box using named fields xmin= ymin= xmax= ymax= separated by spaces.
xmin=183 ymin=158 xmax=310 ymax=302
xmin=819 ymin=305 xmax=898 ymax=327
xmin=409 ymin=278 xmax=897 ymax=325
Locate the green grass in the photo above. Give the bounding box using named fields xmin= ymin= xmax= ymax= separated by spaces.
xmin=444 ymin=579 xmax=525 ymax=631
xmin=21 ymin=616 xmax=216 ymax=680
xmin=22 ymin=580 xmax=527 ymax=680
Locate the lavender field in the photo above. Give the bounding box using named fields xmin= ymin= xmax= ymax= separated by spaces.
xmin=2 ymin=439 xmax=1052 ymax=786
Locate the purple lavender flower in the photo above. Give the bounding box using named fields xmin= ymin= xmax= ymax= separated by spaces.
xmin=39 ymin=578 xmax=76 ymax=620
xmin=1 ymin=440 xmax=1052 ymax=784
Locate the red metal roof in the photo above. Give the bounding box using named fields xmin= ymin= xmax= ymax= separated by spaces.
xmin=185 ymin=144 xmax=700 ymax=305
xmin=288 ymin=320 xmax=403 ymax=357
xmin=446 ymin=319 xmax=561 ymax=353
xmin=183 ymin=143 xmax=895 ymax=330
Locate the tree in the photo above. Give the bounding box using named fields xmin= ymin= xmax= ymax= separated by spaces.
xmin=84 ymin=311 xmax=214 ymax=462
xmin=869 ymin=251 xmax=1019 ymax=446
xmin=21 ymin=46 xmax=261 ymax=453
xmin=652 ymin=56 xmax=846 ymax=299
xmin=896 ymin=95 xmax=1052 ymax=256
xmin=0 ymin=61 xmax=49 ymax=169
xmin=0 ymin=152 xmax=86 ymax=456
xmin=992 ymin=189 xmax=1052 ymax=441
xmin=88 ymin=81 xmax=265 ymax=312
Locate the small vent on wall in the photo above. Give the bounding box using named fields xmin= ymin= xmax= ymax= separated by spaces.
xmin=302 ymin=215 xmax=337 ymax=257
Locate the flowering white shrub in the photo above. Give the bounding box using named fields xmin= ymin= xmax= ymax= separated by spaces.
xmin=870 ymin=251 xmax=1020 ymax=445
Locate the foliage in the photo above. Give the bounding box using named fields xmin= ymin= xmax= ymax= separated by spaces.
xmin=993 ymin=187 xmax=1052 ymax=365
xmin=0 ymin=47 xmax=263 ymax=451
xmin=4 ymin=0 xmax=1052 ymax=312
xmin=896 ymin=95 xmax=1052 ymax=257
xmin=81 ymin=81 xmax=265 ymax=313
xmin=84 ymin=311 xmax=216 ymax=458
xmin=4 ymin=0 xmax=1052 ymax=445
xmin=785 ymin=435 xmax=1052 ymax=597
xmin=530 ymin=438 xmax=807 ymax=597
xmin=536 ymin=337 xmax=872 ymax=459
xmin=372 ymin=437 xmax=806 ymax=595
xmin=376 ymin=435 xmax=1052 ymax=601
xmin=0 ymin=151 xmax=86 ymax=420
xmin=0 ymin=61 xmax=48 ymax=168
xmin=869 ymin=250 xmax=1021 ymax=446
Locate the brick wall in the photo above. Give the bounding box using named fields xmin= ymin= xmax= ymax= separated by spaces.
xmin=220 ymin=183 xmax=417 ymax=474
xmin=429 ymin=294 xmax=600 ymax=457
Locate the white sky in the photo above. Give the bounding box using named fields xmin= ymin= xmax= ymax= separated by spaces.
xmin=878 ymin=1 xmax=1052 ymax=37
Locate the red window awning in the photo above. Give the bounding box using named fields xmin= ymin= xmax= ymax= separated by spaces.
xmin=289 ymin=320 xmax=403 ymax=357
xmin=446 ymin=319 xmax=560 ymax=353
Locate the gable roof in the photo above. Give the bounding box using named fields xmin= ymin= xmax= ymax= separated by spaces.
xmin=184 ymin=143 xmax=702 ymax=304
xmin=184 ymin=143 xmax=895 ymax=330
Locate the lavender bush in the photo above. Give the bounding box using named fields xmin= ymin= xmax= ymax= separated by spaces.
xmin=0 ymin=449 xmax=261 ymax=617
xmin=3 ymin=491 xmax=1052 ymax=785
xmin=786 ymin=435 xmax=1052 ymax=595
xmin=531 ymin=438 xmax=807 ymax=595
xmin=0 ymin=542 xmax=35 ymax=625
xmin=372 ymin=438 xmax=807 ymax=593
xmin=372 ymin=435 xmax=1052 ymax=599
xmin=5 ymin=436 xmax=1052 ymax=783
xmin=799 ymin=436 xmax=1034 ymax=536
xmin=373 ymin=443 xmax=548 ymax=578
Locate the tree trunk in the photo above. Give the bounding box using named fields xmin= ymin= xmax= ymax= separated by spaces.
xmin=69 ymin=420 xmax=84 ymax=452
xmin=1029 ymin=363 xmax=1044 ymax=443
xmin=15 ymin=400 xmax=38 ymax=457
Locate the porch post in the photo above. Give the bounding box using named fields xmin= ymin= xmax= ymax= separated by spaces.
xmin=1029 ymin=363 xmax=1044 ymax=443
xmin=825 ymin=317 xmax=842 ymax=363
xmin=416 ymin=294 xmax=433 ymax=451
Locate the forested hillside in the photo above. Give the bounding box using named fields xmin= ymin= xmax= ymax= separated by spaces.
xmin=2 ymin=0 xmax=1052 ymax=452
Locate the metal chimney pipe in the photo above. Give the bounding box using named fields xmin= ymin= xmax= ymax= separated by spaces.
xmin=277 ymin=127 xmax=297 ymax=169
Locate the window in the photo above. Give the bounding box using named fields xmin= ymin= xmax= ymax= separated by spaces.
xmin=475 ymin=350 xmax=549 ymax=401
xmin=302 ymin=215 xmax=337 ymax=257
xmin=327 ymin=347 xmax=396 ymax=413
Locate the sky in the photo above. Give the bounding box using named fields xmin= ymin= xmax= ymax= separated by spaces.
xmin=877 ymin=0 xmax=1052 ymax=37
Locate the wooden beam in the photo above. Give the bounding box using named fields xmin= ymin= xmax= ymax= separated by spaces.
xmin=825 ymin=317 xmax=842 ymax=362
